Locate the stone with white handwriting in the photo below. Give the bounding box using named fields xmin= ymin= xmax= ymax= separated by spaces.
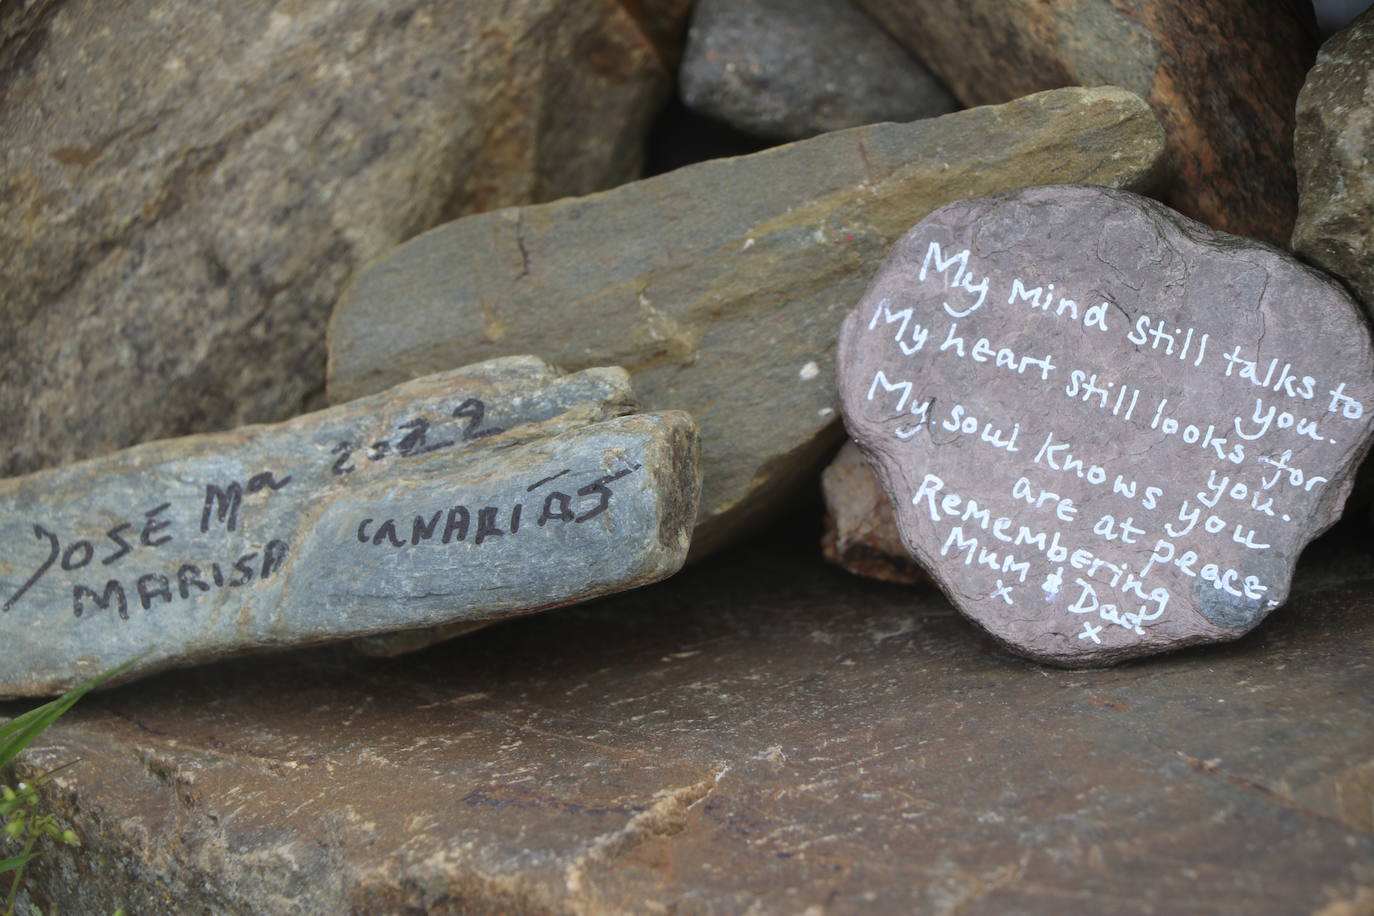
xmin=837 ymin=184 xmax=1374 ymax=666
xmin=0 ymin=356 xmax=700 ymax=697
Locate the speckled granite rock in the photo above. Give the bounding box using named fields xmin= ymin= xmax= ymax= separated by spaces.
xmin=852 ymin=0 xmax=1320 ymax=247
xmin=6 ymin=527 xmax=1374 ymax=913
xmin=821 ymin=440 xmax=928 ymax=584
xmin=328 ymin=87 xmax=1167 ymax=559
xmin=0 ymin=357 xmax=700 ymax=697
xmin=0 ymin=0 xmax=672 ymax=477
xmin=1293 ymin=8 xmax=1374 ymax=318
xmin=679 ymin=0 xmax=956 ymax=140
xmin=837 ymin=185 xmax=1374 ymax=666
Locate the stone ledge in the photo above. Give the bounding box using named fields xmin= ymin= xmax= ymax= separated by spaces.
xmin=7 ymin=521 xmax=1374 ymax=914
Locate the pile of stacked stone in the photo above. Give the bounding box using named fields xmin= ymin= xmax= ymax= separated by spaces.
xmin=3 ymin=0 xmax=1374 ymax=909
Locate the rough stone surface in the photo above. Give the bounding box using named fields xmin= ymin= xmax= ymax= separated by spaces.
xmin=627 ymin=0 xmax=696 ymax=68
xmin=0 ymin=357 xmax=700 ymax=697
xmin=838 ymin=185 xmax=1374 ymax=666
xmin=852 ymin=0 xmax=1320 ymax=247
xmin=328 ymin=87 xmax=1167 ymax=559
xmin=6 ymin=522 xmax=1374 ymax=914
xmin=821 ymin=440 xmax=928 ymax=584
xmin=0 ymin=0 xmax=672 ymax=477
xmin=1293 ymin=8 xmax=1374 ymax=318
xmin=679 ymin=0 xmax=957 ymax=140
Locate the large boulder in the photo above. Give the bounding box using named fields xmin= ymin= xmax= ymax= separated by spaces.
xmin=1292 ymin=8 xmax=1374 ymax=318
xmin=0 ymin=0 xmax=671 ymax=477
xmin=328 ymin=87 xmax=1167 ymax=558
xmin=851 ymin=0 xmax=1320 ymax=247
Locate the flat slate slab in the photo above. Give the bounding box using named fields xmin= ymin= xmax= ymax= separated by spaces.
xmin=837 ymin=185 xmax=1374 ymax=666
xmin=7 ymin=524 xmax=1374 ymax=913
xmin=0 ymin=357 xmax=699 ymax=697
xmin=327 ymin=86 xmax=1166 ymax=560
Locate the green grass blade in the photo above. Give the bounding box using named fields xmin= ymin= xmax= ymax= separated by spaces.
xmin=0 ymin=657 xmax=142 ymax=771
xmin=0 ymin=853 xmax=35 ymax=875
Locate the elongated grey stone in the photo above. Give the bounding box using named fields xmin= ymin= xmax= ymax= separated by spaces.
xmin=837 ymin=185 xmax=1374 ymax=666
xmin=0 ymin=357 xmax=700 ymax=697
xmin=327 ymin=87 xmax=1167 ymax=559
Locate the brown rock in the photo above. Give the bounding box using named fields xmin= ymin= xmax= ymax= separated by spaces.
xmin=837 ymin=185 xmax=1374 ymax=666
xmin=624 ymin=0 xmax=695 ymax=68
xmin=851 ymin=0 xmax=1320 ymax=247
xmin=0 ymin=0 xmax=671 ymax=477
xmin=1292 ymin=9 xmax=1374 ymax=318
xmin=821 ymin=440 xmax=928 ymax=585
xmin=328 ymin=87 xmax=1167 ymax=560
xmin=8 ymin=527 xmax=1374 ymax=912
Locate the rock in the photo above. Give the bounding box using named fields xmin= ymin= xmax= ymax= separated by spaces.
xmin=678 ymin=0 xmax=957 ymax=140
xmin=630 ymin=0 xmax=696 ymax=68
xmin=837 ymin=185 xmax=1374 ymax=666
xmin=0 ymin=0 xmax=672 ymax=478
xmin=328 ymin=87 xmax=1168 ymax=559
xmin=821 ymin=440 xmax=928 ymax=584
xmin=0 ymin=356 xmax=700 ymax=697
xmin=7 ymin=526 xmax=1374 ymax=912
xmin=1292 ymin=9 xmax=1374 ymax=318
xmin=851 ymin=0 xmax=1320 ymax=247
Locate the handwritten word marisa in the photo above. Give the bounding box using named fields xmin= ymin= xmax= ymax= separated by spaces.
xmin=71 ymin=541 xmax=290 ymax=621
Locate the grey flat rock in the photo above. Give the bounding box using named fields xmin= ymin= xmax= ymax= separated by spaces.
xmin=328 ymin=87 xmax=1167 ymax=559
xmin=679 ymin=0 xmax=956 ymax=140
xmin=0 ymin=357 xmax=700 ymax=696
xmin=837 ymin=185 xmax=1374 ymax=666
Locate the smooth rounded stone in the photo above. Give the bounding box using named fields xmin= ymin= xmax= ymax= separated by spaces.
xmin=0 ymin=356 xmax=701 ymax=697
xmin=328 ymin=86 xmax=1167 ymax=560
xmin=0 ymin=0 xmax=671 ymax=478
xmin=837 ymin=185 xmax=1374 ymax=667
xmin=678 ymin=0 xmax=956 ymax=140
xmin=821 ymin=440 xmax=928 ymax=585
xmin=1292 ymin=8 xmax=1374 ymax=318
xmin=852 ymin=0 xmax=1320 ymax=247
